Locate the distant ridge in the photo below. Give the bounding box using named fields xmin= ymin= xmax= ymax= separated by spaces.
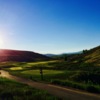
xmin=0 ymin=49 xmax=50 ymax=62
xmin=45 ymin=51 xmax=82 ymax=57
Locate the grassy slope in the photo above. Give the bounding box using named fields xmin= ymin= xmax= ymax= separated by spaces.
xmin=84 ymin=46 xmax=100 ymax=65
xmin=68 ymin=45 xmax=100 ymax=66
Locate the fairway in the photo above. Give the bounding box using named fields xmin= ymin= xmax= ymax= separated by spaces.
xmin=21 ymin=70 xmax=64 ymax=75
xmin=27 ymin=60 xmax=57 ymax=65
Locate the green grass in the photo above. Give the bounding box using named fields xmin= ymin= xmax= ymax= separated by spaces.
xmin=8 ymin=69 xmax=65 ymax=82
xmin=0 ymin=77 xmax=59 ymax=100
xmin=22 ymin=69 xmax=64 ymax=81
xmin=27 ymin=60 xmax=57 ymax=66
xmin=10 ymin=67 xmax=23 ymax=70
xmin=22 ymin=70 xmax=63 ymax=75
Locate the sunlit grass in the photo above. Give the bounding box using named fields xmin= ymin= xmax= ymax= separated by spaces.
xmin=21 ymin=70 xmax=64 ymax=75
xmin=27 ymin=60 xmax=57 ymax=65
xmin=10 ymin=67 xmax=23 ymax=70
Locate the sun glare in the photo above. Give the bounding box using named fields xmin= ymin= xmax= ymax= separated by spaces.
xmin=0 ymin=38 xmax=4 ymax=48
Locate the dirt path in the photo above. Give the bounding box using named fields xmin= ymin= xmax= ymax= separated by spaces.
xmin=0 ymin=70 xmax=100 ymax=100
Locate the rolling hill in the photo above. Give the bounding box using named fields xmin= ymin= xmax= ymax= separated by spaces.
xmin=67 ymin=45 xmax=100 ymax=66
xmin=83 ymin=45 xmax=100 ymax=65
xmin=0 ymin=49 xmax=50 ymax=62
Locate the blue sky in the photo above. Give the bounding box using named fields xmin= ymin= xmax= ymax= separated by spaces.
xmin=0 ymin=0 xmax=100 ymax=54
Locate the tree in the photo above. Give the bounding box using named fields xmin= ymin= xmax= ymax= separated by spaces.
xmin=83 ymin=49 xmax=88 ymax=54
xmin=40 ymin=67 xmax=43 ymax=80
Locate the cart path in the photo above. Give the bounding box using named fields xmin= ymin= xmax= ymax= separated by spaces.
xmin=0 ymin=70 xmax=100 ymax=100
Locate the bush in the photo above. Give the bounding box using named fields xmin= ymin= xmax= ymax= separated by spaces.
xmin=51 ymin=79 xmax=100 ymax=93
xmin=51 ymin=79 xmax=63 ymax=85
xmin=51 ymin=79 xmax=86 ymax=90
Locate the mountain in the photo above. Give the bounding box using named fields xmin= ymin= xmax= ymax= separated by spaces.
xmin=0 ymin=49 xmax=50 ymax=62
xmin=44 ymin=51 xmax=82 ymax=57
xmin=44 ymin=54 xmax=57 ymax=57
xmin=61 ymin=51 xmax=83 ymax=55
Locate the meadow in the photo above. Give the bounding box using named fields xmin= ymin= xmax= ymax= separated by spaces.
xmin=2 ymin=60 xmax=100 ymax=93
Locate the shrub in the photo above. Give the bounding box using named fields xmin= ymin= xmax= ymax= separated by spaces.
xmin=51 ymin=79 xmax=100 ymax=93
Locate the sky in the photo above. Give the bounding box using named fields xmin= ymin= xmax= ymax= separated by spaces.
xmin=0 ymin=0 xmax=100 ymax=54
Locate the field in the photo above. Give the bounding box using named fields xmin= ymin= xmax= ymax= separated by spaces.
xmin=2 ymin=60 xmax=100 ymax=93
xmin=0 ymin=77 xmax=59 ymax=100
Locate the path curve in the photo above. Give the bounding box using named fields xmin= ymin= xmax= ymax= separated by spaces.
xmin=0 ymin=70 xmax=100 ymax=100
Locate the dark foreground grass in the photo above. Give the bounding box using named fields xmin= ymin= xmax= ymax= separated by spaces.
xmin=0 ymin=77 xmax=59 ymax=100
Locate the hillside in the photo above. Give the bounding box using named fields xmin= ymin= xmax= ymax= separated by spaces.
xmin=84 ymin=46 xmax=100 ymax=65
xmin=67 ymin=45 xmax=100 ymax=66
xmin=0 ymin=49 xmax=50 ymax=62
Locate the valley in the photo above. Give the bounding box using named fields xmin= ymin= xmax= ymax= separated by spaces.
xmin=0 ymin=46 xmax=100 ymax=100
